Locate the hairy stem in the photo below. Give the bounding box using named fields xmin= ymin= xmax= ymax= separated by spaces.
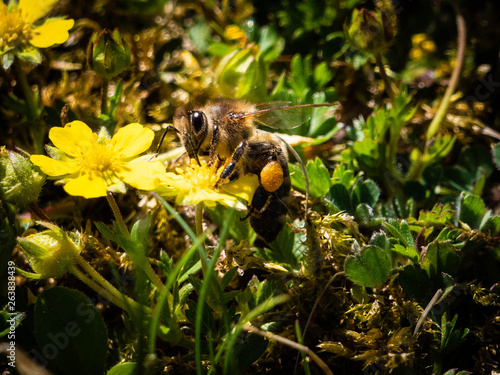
xmin=195 ymin=202 xmax=208 ymax=272
xmin=375 ymin=53 xmax=396 ymax=104
xmin=426 ymin=4 xmax=466 ymax=139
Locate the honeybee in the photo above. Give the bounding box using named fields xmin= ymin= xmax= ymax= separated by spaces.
xmin=158 ymin=98 xmax=330 ymax=244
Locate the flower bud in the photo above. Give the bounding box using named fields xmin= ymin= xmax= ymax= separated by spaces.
xmin=0 ymin=147 xmax=45 ymax=208
xmin=87 ymin=28 xmax=131 ymax=79
xmin=345 ymin=8 xmax=394 ymax=55
xmin=17 ymin=222 xmax=81 ymax=278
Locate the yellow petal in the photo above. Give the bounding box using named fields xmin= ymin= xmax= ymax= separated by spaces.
xmin=30 ymin=18 xmax=75 ymax=48
xmin=18 ymin=0 xmax=58 ymax=22
xmin=221 ymin=173 xmax=259 ymax=203
xmin=63 ymin=172 xmax=108 ymax=198
xmin=112 ymin=124 xmax=154 ymax=158
xmin=116 ymin=160 xmax=165 ymax=191
xmin=30 ymin=155 xmax=80 ymax=176
xmin=49 ymin=121 xmax=95 ymax=157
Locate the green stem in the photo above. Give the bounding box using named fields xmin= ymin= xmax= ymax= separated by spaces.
xmin=70 ymin=263 xmax=128 ymax=311
xmin=13 ymin=58 xmax=38 ymax=121
xmin=375 ymin=53 xmax=396 ymax=104
xmin=105 ymin=192 xmax=164 ymax=291
xmin=195 ymin=202 xmax=208 ymax=272
xmin=106 ymin=192 xmax=128 ymax=234
xmin=101 ymin=79 xmax=109 ymax=115
xmin=426 ymin=5 xmax=466 ymax=139
xmin=74 ymin=254 xmax=149 ymax=313
xmin=144 ymin=261 xmax=165 ymax=292
xmin=13 ymin=58 xmax=44 ymax=154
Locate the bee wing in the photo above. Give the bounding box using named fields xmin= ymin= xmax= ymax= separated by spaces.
xmin=235 ymin=103 xmax=334 ymax=129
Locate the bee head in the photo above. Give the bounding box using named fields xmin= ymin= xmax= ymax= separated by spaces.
xmin=173 ymin=108 xmax=209 ymax=165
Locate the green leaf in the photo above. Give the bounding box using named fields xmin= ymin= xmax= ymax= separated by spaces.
xmin=186 ymin=300 xmax=217 ymax=335
xmin=34 ymin=287 xmax=107 ymax=375
xmin=325 ymin=183 xmax=352 ymax=213
xmin=351 ymin=179 xmax=380 ymax=208
xmin=384 ymin=220 xmax=415 ymax=249
xmin=421 ymin=241 xmax=459 ymax=279
xmin=392 ymin=244 xmax=419 ymax=263
xmin=398 ymin=264 xmax=430 ymax=300
xmin=233 ymin=334 xmax=268 ymax=371
xmin=107 ymin=362 xmax=137 ymax=375
xmin=344 ymin=245 xmax=392 ymax=288
xmin=481 ymin=215 xmax=500 ymax=236
xmin=256 ymin=221 xmax=305 ymax=268
xmin=290 ymin=158 xmax=331 ymax=198
xmin=417 ymin=203 xmax=456 ymax=225
xmin=17 ymin=45 xmax=42 ymax=65
xmin=458 ymin=193 xmax=485 ymax=229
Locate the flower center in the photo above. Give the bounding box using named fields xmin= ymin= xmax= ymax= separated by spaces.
xmin=77 ymin=141 xmax=118 ymax=181
xmin=0 ymin=4 xmax=32 ymax=52
xmin=176 ymin=161 xmax=221 ymax=191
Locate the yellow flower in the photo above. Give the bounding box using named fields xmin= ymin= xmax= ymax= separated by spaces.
xmin=30 ymin=121 xmax=166 ymax=199
xmin=409 ymin=33 xmax=436 ymax=61
xmin=0 ymin=0 xmax=74 ymax=65
xmin=156 ymin=160 xmax=260 ymax=210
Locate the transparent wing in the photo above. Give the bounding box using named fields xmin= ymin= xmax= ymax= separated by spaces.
xmin=234 ymin=103 xmax=335 ymax=130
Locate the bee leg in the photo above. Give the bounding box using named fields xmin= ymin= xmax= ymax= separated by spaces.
xmin=155 ymin=125 xmax=181 ymax=154
xmin=207 ymin=124 xmax=220 ymax=167
xmin=215 ymin=141 xmax=247 ymax=188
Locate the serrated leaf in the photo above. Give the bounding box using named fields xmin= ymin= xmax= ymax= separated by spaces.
xmin=392 ymin=244 xmax=419 ymax=263
xmin=421 ymin=241 xmax=459 ymax=279
xmin=481 ymin=215 xmax=500 ymax=236
xmin=418 ymin=203 xmax=456 ymax=224
xmin=325 ymin=183 xmax=352 ymax=213
xmin=290 ymin=158 xmax=331 ymax=198
xmin=351 ymin=179 xmax=380 ymax=208
xmin=344 ymin=245 xmax=392 ymax=288
xmin=458 ymin=193 xmax=485 ymax=229
xmin=384 ymin=220 xmax=415 ymax=249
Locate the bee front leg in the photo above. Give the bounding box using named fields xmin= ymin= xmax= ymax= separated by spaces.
xmin=215 ymin=141 xmax=247 ymax=188
xmin=207 ymin=124 xmax=220 ymax=167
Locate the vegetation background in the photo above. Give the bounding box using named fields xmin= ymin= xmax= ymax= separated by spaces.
xmin=1 ymin=0 xmax=500 ymax=374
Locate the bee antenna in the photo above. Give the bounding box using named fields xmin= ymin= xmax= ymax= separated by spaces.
xmin=277 ymin=136 xmax=310 ymax=221
xmin=156 ymin=125 xmax=180 ymax=154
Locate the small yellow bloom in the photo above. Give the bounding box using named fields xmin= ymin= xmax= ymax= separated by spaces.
xmin=31 ymin=121 xmax=166 ymax=199
xmin=0 ymin=0 xmax=74 ymax=64
xmin=156 ymin=160 xmax=260 ymax=210
xmin=409 ymin=33 xmax=436 ymax=61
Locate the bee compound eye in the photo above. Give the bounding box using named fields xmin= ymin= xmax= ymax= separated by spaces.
xmin=190 ymin=111 xmax=205 ymax=133
xmin=260 ymin=161 xmax=284 ymax=193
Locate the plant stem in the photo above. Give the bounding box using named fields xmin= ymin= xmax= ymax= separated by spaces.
xmin=106 ymin=192 xmax=128 ymax=234
xmin=375 ymin=53 xmax=396 ymax=104
xmin=74 ymin=254 xmax=149 ymax=313
xmin=101 ymin=79 xmax=109 ymax=115
xmin=28 ymin=202 xmax=51 ymax=222
xmin=13 ymin=58 xmax=44 ymax=154
xmin=195 ymin=202 xmax=208 ymax=272
xmin=105 ymin=192 xmax=164 ymax=291
xmin=242 ymin=324 xmax=333 ymax=375
xmin=144 ymin=260 xmax=165 ymax=292
xmin=13 ymin=58 xmax=38 ymax=121
xmin=426 ymin=5 xmax=466 ymax=139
